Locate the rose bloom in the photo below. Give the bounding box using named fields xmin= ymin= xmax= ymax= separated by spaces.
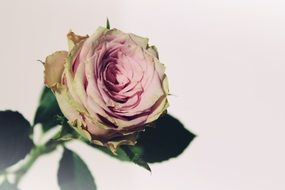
xmin=44 ymin=27 xmax=169 ymax=151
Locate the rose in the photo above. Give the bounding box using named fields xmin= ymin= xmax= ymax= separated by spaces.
xmin=44 ymin=27 xmax=169 ymax=151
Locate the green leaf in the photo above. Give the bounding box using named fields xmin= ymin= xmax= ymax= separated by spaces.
xmin=106 ymin=18 xmax=110 ymax=29
xmin=0 ymin=181 xmax=20 ymax=190
xmin=136 ymin=114 xmax=196 ymax=163
xmin=121 ymin=146 xmax=151 ymax=172
xmin=0 ymin=111 xmax=34 ymax=172
xmin=58 ymin=148 xmax=96 ymax=190
xmin=34 ymin=87 xmax=62 ymax=131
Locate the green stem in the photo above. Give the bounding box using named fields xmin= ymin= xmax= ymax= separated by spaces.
xmin=13 ymin=145 xmax=45 ymax=185
xmin=13 ymin=140 xmax=64 ymax=185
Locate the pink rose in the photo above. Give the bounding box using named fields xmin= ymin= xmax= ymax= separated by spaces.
xmin=44 ymin=27 xmax=169 ymax=151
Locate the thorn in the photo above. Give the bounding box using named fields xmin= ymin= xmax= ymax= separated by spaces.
xmin=106 ymin=18 xmax=110 ymax=29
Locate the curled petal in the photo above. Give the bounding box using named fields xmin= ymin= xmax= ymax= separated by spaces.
xmin=67 ymin=31 xmax=89 ymax=51
xmin=44 ymin=51 xmax=68 ymax=89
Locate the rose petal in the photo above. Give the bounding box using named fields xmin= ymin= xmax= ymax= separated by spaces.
xmin=67 ymin=31 xmax=88 ymax=51
xmin=147 ymin=45 xmax=159 ymax=59
xmin=128 ymin=33 xmax=149 ymax=49
xmin=146 ymin=95 xmax=169 ymax=123
xmin=44 ymin=51 xmax=68 ymax=89
xmin=54 ymin=85 xmax=81 ymax=122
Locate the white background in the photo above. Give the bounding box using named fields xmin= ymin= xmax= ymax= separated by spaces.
xmin=1 ymin=0 xmax=285 ymax=189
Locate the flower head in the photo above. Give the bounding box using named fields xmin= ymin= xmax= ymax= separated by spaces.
xmin=44 ymin=27 xmax=169 ymax=151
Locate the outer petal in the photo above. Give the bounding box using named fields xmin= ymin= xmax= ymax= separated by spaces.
xmin=147 ymin=45 xmax=159 ymax=59
xmin=67 ymin=31 xmax=88 ymax=51
xmin=54 ymin=85 xmax=81 ymax=122
xmin=93 ymin=133 xmax=137 ymax=154
xmin=146 ymin=74 xmax=169 ymax=123
xmin=128 ymin=33 xmax=149 ymax=49
xmin=82 ymin=27 xmax=108 ymax=52
xmin=54 ymin=85 xmax=92 ymax=141
xmin=146 ymin=96 xmax=169 ymax=123
xmin=44 ymin=51 xmax=68 ymax=89
xmin=64 ymin=41 xmax=87 ymax=105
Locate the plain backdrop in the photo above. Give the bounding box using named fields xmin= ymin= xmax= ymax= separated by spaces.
xmin=1 ymin=0 xmax=285 ymax=190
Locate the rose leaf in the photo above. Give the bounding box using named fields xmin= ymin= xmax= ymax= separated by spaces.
xmin=58 ymin=148 xmax=97 ymax=190
xmin=34 ymin=87 xmax=63 ymax=131
xmin=121 ymin=146 xmax=151 ymax=172
xmin=0 ymin=111 xmax=34 ymax=172
xmin=136 ymin=114 xmax=196 ymax=163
